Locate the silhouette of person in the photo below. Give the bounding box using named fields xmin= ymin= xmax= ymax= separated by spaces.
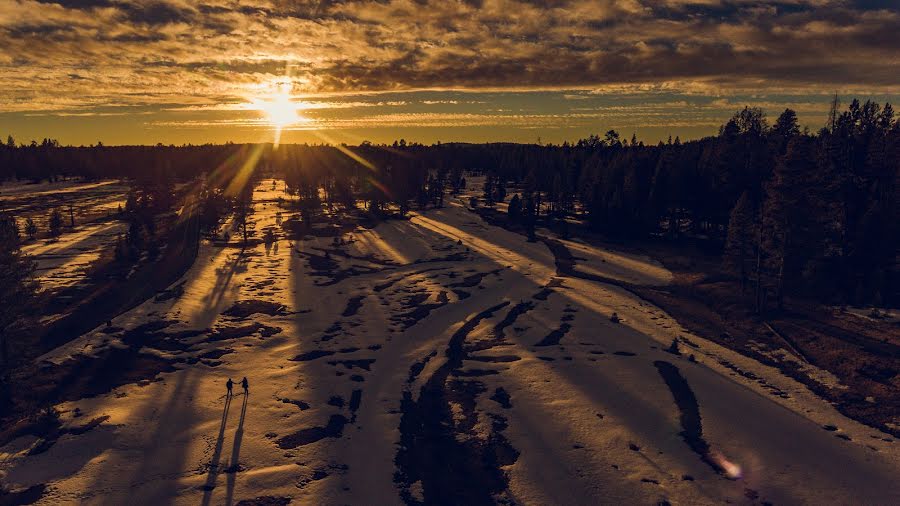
xmin=241 ymin=377 xmax=249 ymax=393
xmin=226 ymin=378 xmax=234 ymax=396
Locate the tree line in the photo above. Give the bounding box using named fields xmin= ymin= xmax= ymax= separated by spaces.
xmin=1 ymin=97 xmax=897 ymax=309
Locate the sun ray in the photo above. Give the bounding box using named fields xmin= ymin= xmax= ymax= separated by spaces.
xmin=250 ymin=81 xmax=310 ymax=147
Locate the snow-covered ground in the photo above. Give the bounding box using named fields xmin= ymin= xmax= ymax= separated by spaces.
xmin=2 ymin=178 xmax=128 ymax=291
xmin=1 ymin=179 xmax=898 ymax=505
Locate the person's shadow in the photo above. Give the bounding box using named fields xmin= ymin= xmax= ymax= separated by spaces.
xmin=200 ymin=393 xmax=232 ymax=506
xmin=224 ymin=392 xmax=248 ymax=505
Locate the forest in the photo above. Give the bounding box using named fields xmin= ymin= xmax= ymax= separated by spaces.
xmin=2 ymin=98 xmax=897 ymax=310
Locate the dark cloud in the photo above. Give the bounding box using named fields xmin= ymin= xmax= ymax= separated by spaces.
xmin=117 ymin=2 xmax=196 ymax=25
xmin=1 ymin=0 xmax=898 ymax=114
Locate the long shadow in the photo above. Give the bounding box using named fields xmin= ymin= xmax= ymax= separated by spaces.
xmin=200 ymin=393 xmax=233 ymax=506
xmin=208 ymin=251 xmax=247 ymax=310
xmin=224 ymin=392 xmax=248 ymax=506
xmin=95 ymin=369 xmax=200 ymax=506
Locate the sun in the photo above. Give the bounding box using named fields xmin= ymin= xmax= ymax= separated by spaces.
xmin=250 ymin=81 xmax=309 ymax=146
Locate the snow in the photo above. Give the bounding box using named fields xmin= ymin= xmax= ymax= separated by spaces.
xmin=3 ymin=178 xmax=128 ymax=291
xmin=2 ymin=179 xmax=898 ymax=505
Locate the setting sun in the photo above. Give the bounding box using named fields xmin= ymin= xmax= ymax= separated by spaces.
xmin=250 ymin=82 xmax=309 ymax=145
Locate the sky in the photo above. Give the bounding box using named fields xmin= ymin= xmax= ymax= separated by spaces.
xmin=1 ymin=0 xmax=898 ymax=146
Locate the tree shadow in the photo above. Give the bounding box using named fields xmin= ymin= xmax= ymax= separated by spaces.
xmin=224 ymin=392 xmax=248 ymax=506
xmin=200 ymin=393 xmax=233 ymax=506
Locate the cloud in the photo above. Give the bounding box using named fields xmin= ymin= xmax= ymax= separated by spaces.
xmin=0 ymin=0 xmax=897 ymax=114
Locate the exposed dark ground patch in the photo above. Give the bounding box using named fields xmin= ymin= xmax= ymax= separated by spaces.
xmin=312 ymin=245 xmax=398 ymax=267
xmin=533 ymin=287 xmax=554 ymax=300
xmin=234 ymin=495 xmax=292 ymax=506
xmin=374 ymin=267 xmax=445 ymax=292
xmin=0 ymin=483 xmax=47 ymax=506
xmin=395 ymin=301 xmax=519 ymax=506
xmin=290 ymin=350 xmax=335 ymax=362
xmin=407 ymin=350 xmax=438 ymax=384
xmin=207 ymin=323 xmax=282 ymax=343
xmin=328 ymin=359 xmax=376 ymax=371
xmin=452 ymin=289 xmax=470 ymax=300
xmin=275 ymin=414 xmax=348 ymax=449
xmin=653 ymin=360 xmax=722 ymax=475
xmin=295 ymin=249 xmax=386 ymax=287
xmin=341 ymin=295 xmax=365 ymax=317
xmin=154 ymin=281 xmax=186 ymax=302
xmin=447 ymin=268 xmax=502 ymax=289
xmin=534 ymin=323 xmax=572 ymax=347
xmin=490 ymin=387 xmax=512 ymax=409
xmin=279 ymin=398 xmax=310 ymax=411
xmin=493 ymin=300 xmax=535 ymax=340
xmin=222 ymin=300 xmax=288 ymax=318
xmin=467 ymin=355 xmax=521 ymax=363
xmin=391 ymin=291 xmax=448 ymax=330
xmin=349 ymin=389 xmax=362 ymax=422
xmin=453 ymin=368 xmax=500 ymax=377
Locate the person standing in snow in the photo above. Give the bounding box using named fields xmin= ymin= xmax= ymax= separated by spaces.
xmin=241 ymin=377 xmax=249 ymax=394
xmin=226 ymin=378 xmax=234 ymax=396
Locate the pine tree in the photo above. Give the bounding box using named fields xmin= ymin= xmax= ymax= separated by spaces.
xmin=483 ymin=175 xmax=495 ymax=207
xmin=724 ymin=191 xmax=758 ymax=292
xmin=508 ymin=194 xmax=522 ymax=223
xmin=233 ymin=184 xmax=254 ymax=247
xmin=24 ymin=217 xmax=37 ymax=240
xmin=0 ymin=212 xmax=38 ymax=369
xmin=48 ymin=208 xmax=63 ymax=239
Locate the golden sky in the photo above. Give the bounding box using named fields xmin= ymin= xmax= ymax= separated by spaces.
xmin=1 ymin=0 xmax=898 ymax=145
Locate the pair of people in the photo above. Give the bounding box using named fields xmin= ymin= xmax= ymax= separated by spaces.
xmin=226 ymin=377 xmax=249 ymax=396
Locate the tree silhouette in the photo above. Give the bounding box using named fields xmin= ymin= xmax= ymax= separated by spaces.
xmin=0 ymin=212 xmax=37 ymax=370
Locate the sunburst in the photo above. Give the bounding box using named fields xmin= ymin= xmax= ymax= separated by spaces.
xmin=250 ymin=81 xmax=309 ymax=146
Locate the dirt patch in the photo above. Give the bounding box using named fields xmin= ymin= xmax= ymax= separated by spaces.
xmin=534 ymin=323 xmax=572 ymax=347
xmin=234 ymin=496 xmax=292 ymax=506
xmin=653 ymin=360 xmax=722 ymax=475
xmin=295 ymin=249 xmax=386 ymax=287
xmin=154 ymin=281 xmax=186 ymax=302
xmin=407 ymin=350 xmax=437 ymax=384
xmin=467 ymin=355 xmax=521 ymax=363
xmin=0 ymin=483 xmax=47 ymax=506
xmin=291 ymin=350 xmax=335 ymax=362
xmin=342 ymin=296 xmax=365 ymax=317
xmin=490 ymin=387 xmax=512 ymax=409
xmin=276 ymin=414 xmax=348 ymax=449
xmin=395 ymin=301 xmax=519 ymax=505
xmin=207 ymin=323 xmax=282 ymax=342
xmin=222 ymin=300 xmax=287 ymax=318
xmin=279 ymin=398 xmax=310 ymax=411
xmin=328 ymin=359 xmax=375 ymax=371
xmin=349 ymin=390 xmax=362 ymax=416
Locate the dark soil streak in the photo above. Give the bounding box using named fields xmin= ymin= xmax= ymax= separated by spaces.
xmin=534 ymin=323 xmax=572 ymax=347
xmin=341 ymin=295 xmax=365 ymax=317
xmin=395 ymin=301 xmax=518 ymax=506
xmin=275 ymin=414 xmax=348 ymax=449
xmin=653 ymin=360 xmax=723 ymax=475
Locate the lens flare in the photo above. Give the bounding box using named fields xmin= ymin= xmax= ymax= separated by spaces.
xmin=712 ymin=452 xmax=743 ymax=479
